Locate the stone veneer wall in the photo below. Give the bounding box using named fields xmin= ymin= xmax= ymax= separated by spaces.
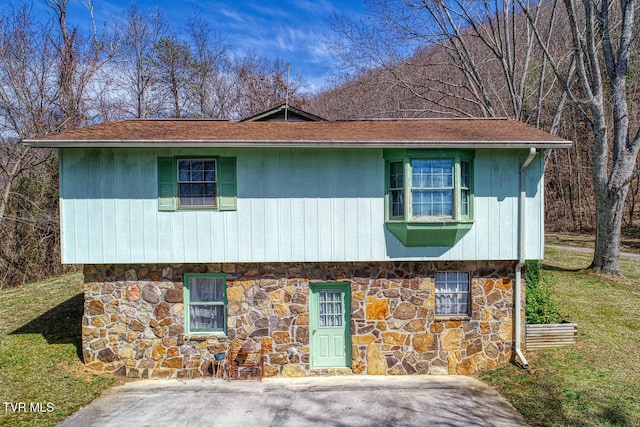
xmin=82 ymin=261 xmax=524 ymax=379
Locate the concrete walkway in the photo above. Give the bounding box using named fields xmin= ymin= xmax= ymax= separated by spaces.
xmin=59 ymin=375 xmax=528 ymax=427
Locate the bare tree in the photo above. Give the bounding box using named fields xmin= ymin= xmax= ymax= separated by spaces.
xmin=1 ymin=0 xmax=116 ymax=287
xmin=561 ymin=0 xmax=639 ymax=274
xmin=186 ymin=12 xmax=229 ymax=118
xmin=0 ymin=3 xmax=61 ymax=287
xmin=518 ymin=0 xmax=640 ymax=274
xmin=0 ymin=3 xmax=57 ymax=225
xmin=45 ymin=0 xmax=117 ymax=130
xmin=118 ymin=3 xmax=168 ymax=118
xmin=625 ymin=177 xmax=640 ymax=228
xmin=0 ymin=6 xmax=55 ymax=135
xmin=207 ymin=55 xmax=244 ymax=118
xmin=234 ymin=53 xmax=308 ymax=118
xmin=326 ymin=0 xmax=568 ymax=130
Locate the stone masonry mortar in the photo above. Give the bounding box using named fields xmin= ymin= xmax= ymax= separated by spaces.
xmin=81 ymin=261 xmax=524 ymax=379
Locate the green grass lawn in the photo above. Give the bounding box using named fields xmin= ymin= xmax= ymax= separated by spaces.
xmin=546 ymin=231 xmax=640 ymax=254
xmin=0 ymin=273 xmax=116 ymax=427
xmin=479 ymin=247 xmax=640 ymax=426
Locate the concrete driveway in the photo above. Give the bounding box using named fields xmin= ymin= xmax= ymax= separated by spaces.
xmin=59 ymin=376 xmax=528 ymax=427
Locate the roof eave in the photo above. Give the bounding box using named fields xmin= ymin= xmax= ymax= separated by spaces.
xmin=22 ymin=139 xmax=573 ymax=149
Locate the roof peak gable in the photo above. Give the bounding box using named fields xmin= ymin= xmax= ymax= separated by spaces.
xmin=241 ymin=103 xmax=327 ymax=122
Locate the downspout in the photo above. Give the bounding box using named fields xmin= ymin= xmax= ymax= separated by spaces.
xmin=515 ymin=147 xmax=536 ymax=369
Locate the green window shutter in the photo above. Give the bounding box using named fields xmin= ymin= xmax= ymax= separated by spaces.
xmin=157 ymin=157 xmax=177 ymax=211
xmin=218 ymin=157 xmax=237 ymax=211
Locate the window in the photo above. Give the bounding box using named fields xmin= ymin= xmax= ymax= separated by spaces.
xmin=319 ymin=290 xmax=343 ymax=327
xmin=387 ymin=155 xmax=472 ymax=221
xmin=435 ymin=271 xmax=470 ymax=316
xmin=460 ymin=160 xmax=471 ymax=217
xmin=384 ymin=149 xmax=474 ymax=246
xmin=178 ymin=159 xmax=217 ymax=208
xmin=184 ymin=273 xmax=227 ymax=334
xmin=158 ymin=156 xmax=236 ymax=211
xmin=389 ymin=161 xmax=404 ymax=218
xmin=412 ymin=159 xmax=454 ymax=218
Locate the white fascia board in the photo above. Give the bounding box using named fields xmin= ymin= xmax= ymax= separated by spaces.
xmin=23 ymin=139 xmax=573 ymax=149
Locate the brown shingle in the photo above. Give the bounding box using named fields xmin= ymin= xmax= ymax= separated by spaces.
xmin=24 ymin=118 xmax=571 ymax=148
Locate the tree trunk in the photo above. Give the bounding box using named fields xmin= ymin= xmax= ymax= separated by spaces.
xmin=592 ymin=183 xmax=628 ymax=274
xmin=0 ymin=146 xmax=31 ymax=225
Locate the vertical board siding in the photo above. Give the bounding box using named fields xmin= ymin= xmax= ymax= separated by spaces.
xmin=141 ymin=160 xmax=158 ymax=261
xmin=222 ymin=210 xmax=238 ymax=263
xmin=60 ymin=147 xmax=545 ymax=264
xmin=332 ymin=197 xmax=346 ymax=261
xmin=528 ymin=154 xmax=545 ymax=257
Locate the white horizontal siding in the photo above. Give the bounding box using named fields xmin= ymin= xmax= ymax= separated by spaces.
xmin=59 ymin=147 xmax=544 ymax=264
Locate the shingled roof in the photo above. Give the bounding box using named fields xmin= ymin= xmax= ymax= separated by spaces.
xmin=23 ymin=118 xmax=571 ymax=149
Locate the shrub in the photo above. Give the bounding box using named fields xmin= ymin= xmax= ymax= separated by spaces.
xmin=524 ymin=260 xmax=563 ymax=324
xmin=525 ymin=259 xmax=541 ymax=288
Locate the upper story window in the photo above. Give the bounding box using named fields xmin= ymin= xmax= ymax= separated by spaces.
xmin=157 ymin=156 xmax=236 ymax=211
xmin=389 ymin=161 xmax=404 ymax=218
xmin=388 ymin=154 xmax=472 ymax=221
xmin=412 ymin=159 xmax=453 ymax=217
xmin=384 ymin=149 xmax=474 ymax=246
xmin=178 ymin=159 xmax=217 ymax=208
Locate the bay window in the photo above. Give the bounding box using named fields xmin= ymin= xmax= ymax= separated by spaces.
xmin=384 ymin=149 xmax=474 ymax=246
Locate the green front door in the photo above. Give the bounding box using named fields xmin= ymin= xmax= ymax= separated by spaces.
xmin=310 ymin=283 xmax=351 ymax=368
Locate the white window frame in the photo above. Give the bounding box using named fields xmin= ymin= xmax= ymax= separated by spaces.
xmin=435 ymin=271 xmax=471 ymax=316
xmin=410 ymin=158 xmax=455 ymax=220
xmin=177 ymin=158 xmax=218 ymax=209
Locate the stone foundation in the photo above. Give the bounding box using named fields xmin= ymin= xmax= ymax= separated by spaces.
xmin=82 ymin=261 xmax=523 ymax=378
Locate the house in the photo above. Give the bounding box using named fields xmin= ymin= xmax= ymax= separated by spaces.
xmin=24 ymin=105 xmax=571 ymax=379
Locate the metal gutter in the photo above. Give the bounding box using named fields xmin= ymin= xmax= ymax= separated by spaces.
xmin=514 ymin=147 xmax=536 ymax=369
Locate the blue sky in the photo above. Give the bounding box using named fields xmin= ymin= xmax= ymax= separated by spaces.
xmin=32 ymin=0 xmax=368 ymax=91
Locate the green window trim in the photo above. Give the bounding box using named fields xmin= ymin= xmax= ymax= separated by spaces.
xmin=217 ymin=157 xmax=237 ymax=211
xmin=184 ymin=273 xmax=228 ymax=335
xmin=157 ymin=156 xmax=236 ymax=211
xmin=386 ymin=221 xmax=473 ymax=247
xmin=384 ymin=149 xmax=474 ymax=247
